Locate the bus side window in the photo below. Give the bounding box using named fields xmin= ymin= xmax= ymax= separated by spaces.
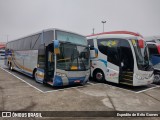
xmin=88 ymin=39 xmax=94 ymax=50
xmin=38 ymin=44 xmax=45 ymax=69
xmin=97 ymin=39 xmax=119 ymax=66
xmin=147 ymin=44 xmax=159 ymax=56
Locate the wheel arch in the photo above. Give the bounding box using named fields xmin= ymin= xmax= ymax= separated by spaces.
xmin=32 ymin=68 xmax=37 ymax=78
xmin=93 ymin=68 xmax=105 ymax=79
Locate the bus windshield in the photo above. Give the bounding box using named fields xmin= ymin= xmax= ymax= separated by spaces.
xmin=56 ymin=30 xmax=87 ymax=46
xmin=131 ymin=40 xmax=152 ymax=71
xmin=57 ymin=43 xmax=90 ymax=71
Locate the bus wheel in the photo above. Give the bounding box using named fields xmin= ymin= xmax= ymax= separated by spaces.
xmin=9 ymin=63 xmax=13 ymax=71
xmin=33 ymin=71 xmax=38 ymax=82
xmin=154 ymin=74 xmax=160 ymax=83
xmin=93 ymin=70 xmax=105 ymax=82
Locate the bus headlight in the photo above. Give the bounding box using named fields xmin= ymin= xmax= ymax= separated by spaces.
xmin=135 ymin=74 xmax=144 ymax=80
xmin=56 ymin=72 xmax=67 ymax=77
xmin=86 ymin=73 xmax=89 ymax=76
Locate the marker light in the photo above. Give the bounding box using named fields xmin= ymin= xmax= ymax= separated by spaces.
xmin=138 ymin=39 xmax=144 ymax=48
xmin=157 ymin=45 xmax=160 ymax=54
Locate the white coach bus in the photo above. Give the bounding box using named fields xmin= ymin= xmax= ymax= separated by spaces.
xmin=87 ymin=31 xmax=154 ymax=86
xmin=5 ymin=28 xmax=90 ymax=86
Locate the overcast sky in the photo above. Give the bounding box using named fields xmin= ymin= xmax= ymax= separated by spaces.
xmin=0 ymin=0 xmax=160 ymax=42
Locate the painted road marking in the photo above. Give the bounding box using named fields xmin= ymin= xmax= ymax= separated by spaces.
xmin=135 ymin=85 xmax=160 ymax=93
xmin=0 ymin=66 xmax=44 ymax=93
xmin=89 ymin=79 xmax=159 ymax=94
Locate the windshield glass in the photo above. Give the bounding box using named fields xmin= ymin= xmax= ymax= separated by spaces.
xmin=131 ymin=39 xmax=152 ymax=71
xmin=57 ymin=43 xmax=90 ymax=71
xmin=56 ymin=30 xmax=87 ymax=46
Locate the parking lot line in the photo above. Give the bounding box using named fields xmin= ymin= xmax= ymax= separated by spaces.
xmin=99 ymin=82 xmax=159 ymax=94
xmin=135 ymin=85 xmax=160 ymax=93
xmin=0 ymin=67 xmax=44 ymax=93
xmin=102 ymin=83 xmax=137 ymax=93
xmin=43 ymin=82 xmax=101 ymax=93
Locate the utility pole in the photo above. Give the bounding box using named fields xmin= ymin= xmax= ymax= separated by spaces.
xmin=101 ymin=21 xmax=106 ymax=32
xmin=7 ymin=35 xmax=8 ymax=42
xmin=92 ymin=28 xmax=95 ymax=34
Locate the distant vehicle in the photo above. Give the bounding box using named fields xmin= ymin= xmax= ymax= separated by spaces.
xmin=145 ymin=36 xmax=160 ymax=44
xmin=87 ymin=31 xmax=154 ymax=86
xmin=146 ymin=42 xmax=160 ymax=83
xmin=0 ymin=49 xmax=5 ymax=59
xmin=5 ymin=28 xmax=90 ymax=86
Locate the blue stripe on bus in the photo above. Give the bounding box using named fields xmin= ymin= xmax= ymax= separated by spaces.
xmin=37 ymin=68 xmax=44 ymax=72
xmin=98 ymin=59 xmax=107 ymax=67
xmin=53 ymin=75 xmax=63 ymax=86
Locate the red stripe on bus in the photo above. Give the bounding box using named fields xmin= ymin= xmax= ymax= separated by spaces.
xmin=86 ymin=31 xmax=143 ymax=38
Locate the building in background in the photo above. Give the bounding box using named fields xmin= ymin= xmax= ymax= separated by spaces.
xmin=0 ymin=42 xmax=6 ymax=49
xmin=0 ymin=42 xmax=6 ymax=59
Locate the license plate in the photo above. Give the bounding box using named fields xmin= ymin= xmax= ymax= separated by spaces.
xmin=74 ymin=80 xmax=80 ymax=83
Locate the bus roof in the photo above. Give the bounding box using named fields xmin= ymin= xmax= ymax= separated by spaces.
xmin=87 ymin=31 xmax=143 ymax=38
xmin=7 ymin=28 xmax=85 ymax=44
xmin=146 ymin=41 xmax=159 ymax=45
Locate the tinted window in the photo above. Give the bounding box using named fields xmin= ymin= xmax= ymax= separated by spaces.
xmin=120 ymin=39 xmax=134 ymax=70
xmin=44 ymin=31 xmax=54 ymax=46
xmin=38 ymin=44 xmax=45 ymax=69
xmin=147 ymin=44 xmax=159 ymax=55
xmin=97 ymin=38 xmax=119 ymax=66
xmin=88 ymin=39 xmax=94 ymax=50
xmin=31 ymin=34 xmax=41 ymax=50
xmin=23 ymin=37 xmax=32 ymax=50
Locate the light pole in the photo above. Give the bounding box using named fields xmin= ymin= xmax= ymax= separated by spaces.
xmin=92 ymin=28 xmax=95 ymax=34
xmin=101 ymin=21 xmax=106 ymax=32
xmin=7 ymin=35 xmax=9 ymax=42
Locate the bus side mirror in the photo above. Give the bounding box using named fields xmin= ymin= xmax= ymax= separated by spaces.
xmin=53 ymin=40 xmax=60 ymax=54
xmin=90 ymin=47 xmax=98 ymax=58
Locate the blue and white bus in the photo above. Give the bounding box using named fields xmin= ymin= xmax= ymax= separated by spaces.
xmin=5 ymin=28 xmax=90 ymax=86
xmin=87 ymin=31 xmax=154 ymax=86
xmin=146 ymin=42 xmax=160 ymax=83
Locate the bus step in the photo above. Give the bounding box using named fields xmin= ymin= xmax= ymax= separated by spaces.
xmin=47 ymin=81 xmax=53 ymax=85
xmin=122 ymin=75 xmax=133 ymax=79
xmin=123 ymin=74 xmax=133 ymax=78
xmin=122 ymin=71 xmax=133 ymax=75
xmin=120 ymin=82 xmax=133 ymax=86
xmin=122 ymin=78 xmax=133 ymax=81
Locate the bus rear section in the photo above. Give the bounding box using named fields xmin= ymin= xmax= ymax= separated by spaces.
xmin=0 ymin=49 xmax=5 ymax=60
xmin=87 ymin=31 xmax=154 ymax=86
xmin=5 ymin=29 xmax=90 ymax=87
xmin=147 ymin=42 xmax=160 ymax=83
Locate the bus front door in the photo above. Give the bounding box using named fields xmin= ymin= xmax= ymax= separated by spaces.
xmin=45 ymin=44 xmax=54 ymax=83
xmin=119 ymin=40 xmax=134 ymax=85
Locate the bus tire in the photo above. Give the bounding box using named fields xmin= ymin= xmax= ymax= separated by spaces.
xmin=9 ymin=63 xmax=13 ymax=71
xmin=33 ymin=70 xmax=38 ymax=82
xmin=93 ymin=69 xmax=105 ymax=82
xmin=154 ymin=74 xmax=160 ymax=84
xmin=33 ymin=69 xmax=37 ymax=79
xmin=8 ymin=62 xmax=10 ymax=70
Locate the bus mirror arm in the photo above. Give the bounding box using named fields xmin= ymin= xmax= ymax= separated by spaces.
xmin=53 ymin=40 xmax=60 ymax=55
